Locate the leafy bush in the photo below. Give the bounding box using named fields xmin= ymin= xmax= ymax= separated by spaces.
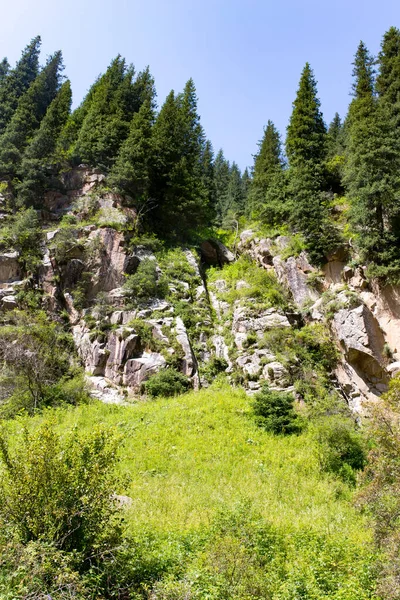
xmin=0 ymin=311 xmax=89 ymax=416
xmin=0 ymin=207 xmax=43 ymax=273
xmin=252 ymin=384 xmax=302 ymax=434
xmin=144 ymin=368 xmax=191 ymax=398
xmin=313 ymin=417 xmax=366 ymax=484
xmin=124 ymin=258 xmax=168 ymax=306
xmin=0 ymin=420 xmax=125 ymax=598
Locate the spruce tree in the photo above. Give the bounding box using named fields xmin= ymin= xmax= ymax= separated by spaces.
xmin=345 ymin=40 xmax=400 ymax=280
xmin=248 ymin=120 xmax=283 ymax=216
xmin=0 ymin=58 xmax=10 ymax=83
xmin=226 ymin=162 xmax=245 ymax=220
xmin=0 ymin=51 xmax=64 ymax=177
xmin=201 ymin=140 xmax=216 ymax=220
xmin=376 ymin=27 xmax=400 ymax=102
xmin=16 ymin=80 xmax=72 ymax=207
xmin=286 ymin=63 xmax=326 ymax=169
xmin=108 ymin=100 xmax=155 ymax=212
xmin=73 ymin=56 xmax=139 ymax=170
xmin=150 ymin=80 xmax=209 ymax=237
xmin=0 ymin=36 xmax=41 ymax=135
xmin=285 ymin=64 xmax=339 ymax=263
xmin=214 ymin=149 xmax=231 ymax=225
xmin=326 ymin=113 xmax=344 ymax=158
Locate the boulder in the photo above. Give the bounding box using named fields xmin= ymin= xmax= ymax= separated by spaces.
xmin=200 ymin=239 xmax=235 ymax=266
xmin=123 ymin=352 xmax=166 ymax=389
xmin=232 ymin=306 xmax=291 ymax=335
xmin=1 ymin=295 xmax=17 ymax=310
xmin=0 ymin=252 xmax=20 ymax=283
xmin=104 ymin=329 xmax=141 ymax=383
xmin=332 ymin=305 xmax=388 ymax=387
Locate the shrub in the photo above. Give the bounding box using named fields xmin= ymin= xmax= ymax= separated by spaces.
xmin=252 ymin=385 xmax=302 ymax=434
xmin=0 ymin=207 xmax=43 ymax=273
xmin=313 ymin=417 xmax=366 ymax=484
xmin=0 ymin=421 xmax=124 ymax=598
xmin=144 ymin=368 xmax=191 ymax=398
xmin=0 ymin=311 xmax=89 ymax=416
xmin=124 ymin=258 xmax=168 ymax=306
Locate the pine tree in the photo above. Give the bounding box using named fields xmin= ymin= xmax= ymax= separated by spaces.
xmin=0 ymin=36 xmax=41 ymax=135
xmin=242 ymin=167 xmax=251 ymax=214
xmin=108 ymin=100 xmax=155 ymax=212
xmin=326 ymin=113 xmax=344 ymax=158
xmin=345 ymin=40 xmax=400 ymax=280
xmin=376 ymin=27 xmax=400 ymax=104
xmin=73 ymin=56 xmax=140 ymax=170
xmin=248 ymin=120 xmax=283 ymax=215
xmin=201 ymin=140 xmax=216 ymax=219
xmin=226 ymin=162 xmax=245 ymax=220
xmin=285 ymin=64 xmax=339 ymax=263
xmin=213 ymin=149 xmax=231 ymax=225
xmin=16 ymin=80 xmax=72 ymax=207
xmin=286 ymin=63 xmax=326 ymax=169
xmin=150 ymin=80 xmax=209 ymax=237
xmin=0 ymin=51 xmax=64 ymax=177
xmin=0 ymin=58 xmax=10 ymax=83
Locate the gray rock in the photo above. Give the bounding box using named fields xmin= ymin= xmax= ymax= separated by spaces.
xmin=175 ymin=316 xmax=196 ymax=377
xmin=123 ymin=352 xmax=166 ymax=389
xmin=273 ymin=255 xmax=318 ymax=306
xmin=200 ymin=239 xmax=235 ymax=266
xmin=1 ymin=295 xmax=17 ymax=310
xmin=0 ymin=252 xmax=20 ymax=284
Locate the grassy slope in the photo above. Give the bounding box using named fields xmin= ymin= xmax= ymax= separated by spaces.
xmin=31 ymin=383 xmax=371 ymax=543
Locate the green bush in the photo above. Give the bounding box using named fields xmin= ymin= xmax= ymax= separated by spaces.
xmin=124 ymin=258 xmax=168 ymax=306
xmin=0 ymin=421 xmax=124 ymax=598
xmin=0 ymin=207 xmax=43 ymax=273
xmin=313 ymin=417 xmax=366 ymax=484
xmin=144 ymin=368 xmax=191 ymax=398
xmin=252 ymin=385 xmax=302 ymax=435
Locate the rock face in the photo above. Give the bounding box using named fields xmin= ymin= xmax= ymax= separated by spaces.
xmin=332 ymin=305 xmax=388 ymax=396
xmin=0 ymin=252 xmax=20 ymax=283
xmin=200 ymin=239 xmax=235 ymax=266
xmin=273 ymin=254 xmax=318 ymax=306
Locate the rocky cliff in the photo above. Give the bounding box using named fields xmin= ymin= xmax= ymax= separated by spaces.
xmin=1 ymin=165 xmax=399 ymax=412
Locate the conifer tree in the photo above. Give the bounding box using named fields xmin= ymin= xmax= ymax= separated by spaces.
xmin=16 ymin=80 xmax=72 ymax=207
xmin=0 ymin=51 xmax=64 ymax=177
xmin=248 ymin=120 xmax=283 ymax=215
xmin=108 ymin=100 xmax=155 ymax=209
xmin=213 ymin=150 xmax=231 ymax=225
xmin=0 ymin=36 xmax=41 ymax=135
xmin=201 ymin=140 xmax=216 ymax=219
xmin=242 ymin=167 xmax=251 ymax=213
xmin=226 ymin=162 xmax=245 ymax=219
xmin=73 ymin=56 xmax=139 ymax=170
xmin=326 ymin=113 xmax=344 ymax=158
xmin=0 ymin=58 xmax=9 ymax=83
xmin=285 ymin=64 xmax=339 ymax=263
xmin=150 ymin=80 xmax=209 ymax=236
xmin=376 ymin=27 xmax=400 ymax=105
xmin=286 ymin=62 xmax=326 ymax=169
xmin=345 ymin=40 xmax=400 ymax=279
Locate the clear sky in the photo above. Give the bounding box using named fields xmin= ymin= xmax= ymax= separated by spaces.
xmin=1 ymin=0 xmax=399 ymax=170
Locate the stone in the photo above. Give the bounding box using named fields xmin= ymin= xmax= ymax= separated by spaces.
xmin=212 ymin=334 xmax=232 ymax=370
xmin=123 ymin=352 xmax=166 ymax=389
xmin=104 ymin=329 xmax=141 ymax=383
xmin=332 ymin=305 xmax=388 ymax=386
xmin=1 ymin=295 xmax=17 ymax=310
xmin=200 ymin=239 xmax=235 ymax=266
xmin=342 ymin=266 xmax=354 ymax=282
xmin=273 ymin=255 xmax=319 ymax=306
xmin=0 ymin=252 xmax=20 ymax=283
xmin=175 ymin=316 xmax=196 ymax=377
xmin=262 ymin=361 xmax=288 ymax=386
xmin=388 ymin=361 xmax=400 ymax=376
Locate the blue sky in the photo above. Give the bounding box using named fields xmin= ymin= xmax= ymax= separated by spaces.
xmin=1 ymin=0 xmax=400 ymax=170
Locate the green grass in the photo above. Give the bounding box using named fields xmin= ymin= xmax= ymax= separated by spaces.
xmin=17 ymin=383 xmax=371 ymax=544
xmin=2 ymin=383 xmax=378 ymax=598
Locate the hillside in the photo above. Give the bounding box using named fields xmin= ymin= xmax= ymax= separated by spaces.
xmin=1 ymin=30 xmax=400 ymax=599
